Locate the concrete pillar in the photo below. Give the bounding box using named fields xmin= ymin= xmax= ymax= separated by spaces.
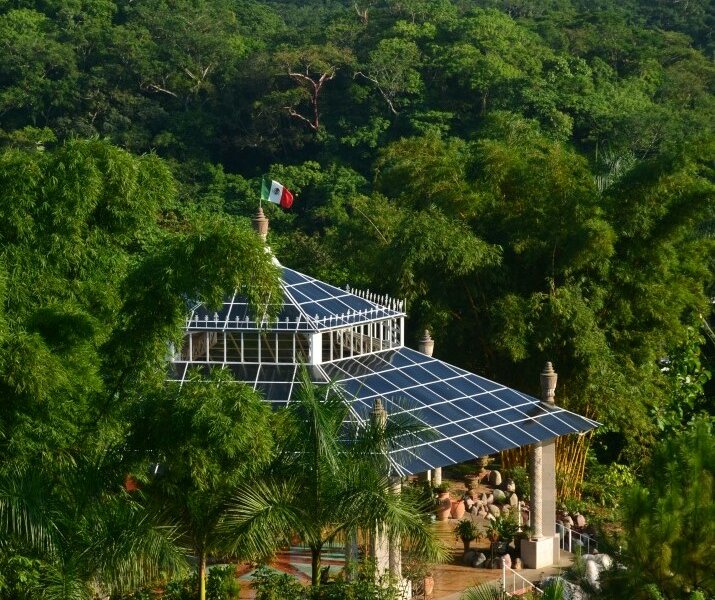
xmin=388 ymin=476 xmax=402 ymax=578
xmin=529 ymin=442 xmax=544 ymax=539
xmin=540 ymin=362 xmax=558 ymax=561
xmin=521 ymin=362 xmax=559 ymax=568
xmin=371 ymin=399 xmax=390 ymax=578
xmin=418 ymin=330 xmax=434 ymax=356
xmin=432 ymin=467 xmax=442 ymax=486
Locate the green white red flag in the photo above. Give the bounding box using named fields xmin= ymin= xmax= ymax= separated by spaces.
xmin=261 ymin=177 xmax=294 ymax=209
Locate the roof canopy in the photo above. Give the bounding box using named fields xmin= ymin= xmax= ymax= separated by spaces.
xmin=174 ymin=261 xmax=598 ymax=475
xmin=187 ymin=267 xmax=403 ymax=331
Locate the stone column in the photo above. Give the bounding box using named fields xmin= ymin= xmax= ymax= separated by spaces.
xmin=521 ymin=362 xmax=558 ymax=568
xmin=388 ymin=476 xmax=402 ymax=578
xmin=419 ymin=331 xmax=436 ymax=486
xmin=432 ymin=467 xmax=442 ymax=486
xmin=540 ymin=363 xmax=558 ymax=561
xmin=530 ymin=442 xmax=544 ymax=539
xmin=371 ymin=399 xmax=390 ymax=578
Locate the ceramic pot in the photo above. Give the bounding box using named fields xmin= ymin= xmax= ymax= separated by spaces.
xmin=435 ymin=492 xmax=452 ymax=521
xmin=451 ymin=499 xmax=466 ymax=519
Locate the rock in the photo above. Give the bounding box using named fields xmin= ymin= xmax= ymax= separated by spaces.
xmin=471 ymin=552 xmax=487 ymax=568
xmin=509 ymin=493 xmax=519 ymax=507
xmin=463 ymin=550 xmax=476 ymax=565
xmin=505 ymin=478 xmax=516 ymax=493
xmin=585 ymin=559 xmax=600 ymax=588
xmin=598 ymin=554 xmax=612 ymax=569
xmin=488 ymin=504 xmax=501 ymax=517
xmin=477 ymin=506 xmax=488 ymax=518
xmin=489 ymin=470 xmax=502 ymax=487
xmin=501 ymin=506 xmax=510 ymax=517
xmin=575 ymin=513 xmax=586 ymax=528
xmin=563 ymin=514 xmax=574 ymax=527
xmin=513 ymin=558 xmax=522 ymax=570
xmin=486 ymin=493 xmax=494 ymax=505
xmin=501 ymin=553 xmax=512 ymax=569
xmin=493 ymin=489 xmax=506 ymax=501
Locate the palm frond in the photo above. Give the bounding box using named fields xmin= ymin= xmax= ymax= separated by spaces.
xmin=221 ymin=478 xmax=308 ymax=560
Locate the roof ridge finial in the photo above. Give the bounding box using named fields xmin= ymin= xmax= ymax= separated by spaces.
xmin=252 ymin=207 xmax=269 ymax=242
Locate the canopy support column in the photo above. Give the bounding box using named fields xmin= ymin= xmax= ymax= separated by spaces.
xmin=522 ymin=362 xmax=559 ymax=568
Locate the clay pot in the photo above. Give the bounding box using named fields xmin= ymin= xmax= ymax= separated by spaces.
xmin=451 ymin=499 xmax=466 ymax=520
xmin=423 ymin=574 xmax=435 ymax=598
xmin=436 ymin=492 xmax=452 ymax=521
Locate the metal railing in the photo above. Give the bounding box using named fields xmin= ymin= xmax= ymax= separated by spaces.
xmin=501 ymin=561 xmax=543 ymax=596
xmin=556 ymin=523 xmax=598 ymax=554
xmin=518 ymin=505 xmax=599 ymax=555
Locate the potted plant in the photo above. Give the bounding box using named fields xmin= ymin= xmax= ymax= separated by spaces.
xmin=454 ymin=519 xmax=481 ymax=553
xmin=486 ymin=515 xmax=520 ymax=562
xmin=434 ymin=483 xmax=452 ymax=521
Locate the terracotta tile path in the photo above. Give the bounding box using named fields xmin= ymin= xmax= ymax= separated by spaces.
xmin=234 ymin=517 xmax=574 ymax=599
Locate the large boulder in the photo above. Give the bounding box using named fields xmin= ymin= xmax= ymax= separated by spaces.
xmin=509 ymin=493 xmax=519 ymax=507
xmin=575 ymin=513 xmax=586 ymax=528
xmin=584 ymin=557 xmax=601 ymax=588
xmin=488 ymin=504 xmax=501 ymax=518
xmin=489 ymin=470 xmax=502 ymax=487
xmin=493 ymin=489 xmax=506 ymax=502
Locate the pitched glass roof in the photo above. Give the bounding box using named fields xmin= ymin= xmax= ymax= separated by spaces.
xmin=187 ymin=267 xmax=403 ymax=332
xmin=319 ymin=348 xmax=598 ymax=475
xmin=169 ymin=346 xmax=598 ymax=476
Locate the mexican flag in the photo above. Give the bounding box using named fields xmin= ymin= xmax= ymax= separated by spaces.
xmin=261 ymin=178 xmax=294 ymax=209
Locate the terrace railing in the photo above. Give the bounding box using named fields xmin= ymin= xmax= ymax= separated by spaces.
xmin=501 ymin=561 xmax=543 ymax=596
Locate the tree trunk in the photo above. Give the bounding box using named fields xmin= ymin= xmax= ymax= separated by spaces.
xmin=311 ymin=544 xmax=322 ymax=586
xmin=199 ymin=551 xmax=207 ymax=600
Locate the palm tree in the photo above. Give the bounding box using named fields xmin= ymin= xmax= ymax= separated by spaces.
xmin=222 ymin=369 xmax=445 ymax=585
xmin=0 ymin=459 xmax=186 ymax=599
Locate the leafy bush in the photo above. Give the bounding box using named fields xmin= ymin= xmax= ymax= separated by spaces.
xmin=504 ymin=466 xmax=529 ymax=500
xmin=163 ymin=565 xmax=239 ymax=600
xmin=252 ymin=565 xmax=399 ymax=600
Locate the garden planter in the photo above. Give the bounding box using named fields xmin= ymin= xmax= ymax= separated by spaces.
xmin=423 ymin=574 xmax=434 ymax=598
xmin=436 ymin=492 xmax=452 ymax=521
xmin=464 ymin=474 xmax=480 ymax=491
xmin=451 ymin=499 xmax=465 ymax=519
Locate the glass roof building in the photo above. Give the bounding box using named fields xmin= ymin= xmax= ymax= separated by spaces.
xmin=169 ymin=243 xmax=597 ymax=477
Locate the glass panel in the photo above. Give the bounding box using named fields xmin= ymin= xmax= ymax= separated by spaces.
xmin=208 ymin=332 xmax=224 ymax=362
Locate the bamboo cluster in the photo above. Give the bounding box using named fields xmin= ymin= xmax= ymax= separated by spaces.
xmin=499 ymin=432 xmax=592 ymax=501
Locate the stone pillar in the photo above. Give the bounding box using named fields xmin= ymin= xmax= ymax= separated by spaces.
xmin=521 ymin=362 xmax=559 ymax=569
xmin=419 ymin=331 xmax=436 ymax=487
xmin=251 ymin=207 xmax=269 ymax=241
xmin=530 ymin=442 xmax=544 ymax=539
xmin=388 ymin=476 xmax=402 ymax=578
xmin=418 ymin=330 xmax=434 ymax=356
xmin=432 ymin=467 xmax=442 ymax=486
xmin=540 ymin=362 xmax=558 ymax=561
xmin=371 ymin=399 xmax=390 ymax=578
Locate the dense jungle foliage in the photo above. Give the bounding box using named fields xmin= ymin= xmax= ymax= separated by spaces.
xmin=0 ymin=0 xmax=713 ymax=598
